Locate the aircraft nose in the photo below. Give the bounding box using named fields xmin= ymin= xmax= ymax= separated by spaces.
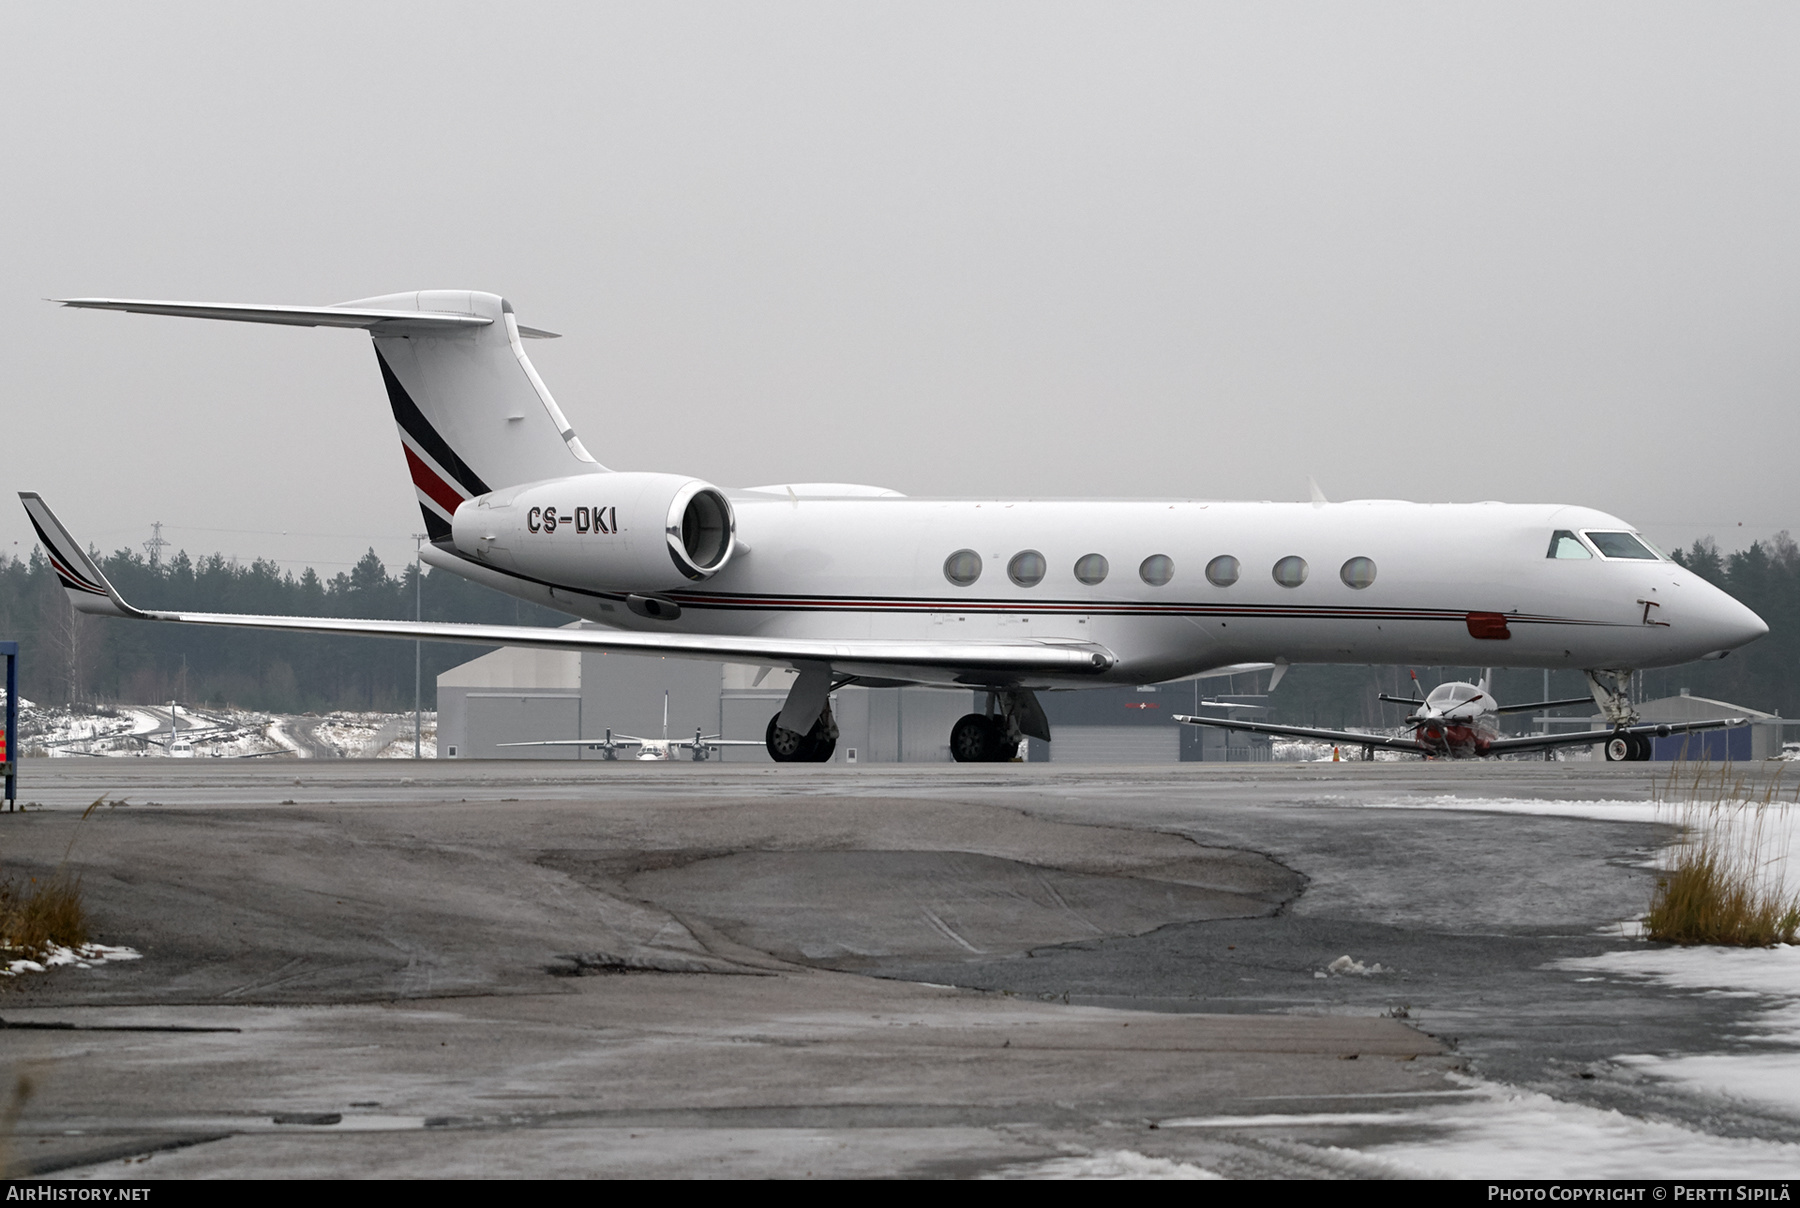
xmin=1695 ymin=584 xmax=1768 ymax=653
xmin=1734 ymin=600 xmax=1771 ymax=646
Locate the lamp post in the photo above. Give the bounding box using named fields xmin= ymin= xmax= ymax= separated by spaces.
xmin=414 ymin=533 xmax=427 ymax=759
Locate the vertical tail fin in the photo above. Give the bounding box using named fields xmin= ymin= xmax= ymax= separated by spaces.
xmin=54 ymin=291 xmax=608 ymax=544
xmin=353 ymin=291 xmax=605 ymax=541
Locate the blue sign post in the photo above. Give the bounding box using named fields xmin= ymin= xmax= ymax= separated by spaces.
xmin=0 ymin=641 xmax=15 ymax=811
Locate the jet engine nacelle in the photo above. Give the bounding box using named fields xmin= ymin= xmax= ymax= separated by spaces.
xmin=451 ymin=472 xmax=736 ymax=593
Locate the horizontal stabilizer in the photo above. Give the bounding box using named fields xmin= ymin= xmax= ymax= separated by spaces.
xmin=54 ymin=297 xmax=493 ymax=334
xmin=56 ymin=296 xmax=561 ymax=338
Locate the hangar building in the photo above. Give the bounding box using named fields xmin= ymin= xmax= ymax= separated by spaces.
xmin=437 ymin=634 xmax=1263 ymax=764
xmin=436 ymin=634 xmax=976 ymax=762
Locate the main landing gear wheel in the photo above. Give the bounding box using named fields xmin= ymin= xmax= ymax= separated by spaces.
xmin=1605 ymin=733 xmax=1653 ymax=762
xmin=765 ymin=713 xmax=837 ymax=763
xmin=950 ymin=714 xmax=1014 ymax=763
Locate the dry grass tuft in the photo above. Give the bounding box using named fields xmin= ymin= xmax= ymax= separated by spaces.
xmin=0 ymin=875 xmax=89 ymax=963
xmin=1 ymin=794 xmax=111 ymax=968
xmin=1645 ymin=762 xmax=1800 ymax=946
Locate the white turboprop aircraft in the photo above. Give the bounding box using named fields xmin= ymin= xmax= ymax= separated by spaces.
xmin=499 ymin=693 xmax=764 ymax=761
xmin=503 ymin=726 xmax=760 ymax=761
xmin=1175 ymin=673 xmax=1747 ymax=761
xmin=23 ymin=291 xmax=1769 ymax=763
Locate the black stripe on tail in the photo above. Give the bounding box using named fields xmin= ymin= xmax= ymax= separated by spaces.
xmin=374 ymin=348 xmax=493 ymax=500
xmin=25 ymin=514 xmax=108 ymax=596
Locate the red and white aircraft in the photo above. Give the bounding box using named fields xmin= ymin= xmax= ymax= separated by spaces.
xmin=23 ymin=290 xmax=1770 ymax=763
xmin=1175 ymin=673 xmax=1746 ymax=761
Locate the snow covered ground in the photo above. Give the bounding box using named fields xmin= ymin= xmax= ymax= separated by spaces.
xmin=1273 ymin=737 xmax=1417 ymax=762
xmin=1165 ymin=1077 xmax=1800 ymax=1178
xmin=1312 ymin=790 xmax=1800 ymax=1173
xmin=12 ymin=701 xmax=435 ymax=759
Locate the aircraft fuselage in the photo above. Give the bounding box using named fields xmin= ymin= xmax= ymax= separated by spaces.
xmin=435 ymin=493 xmax=1765 ymax=689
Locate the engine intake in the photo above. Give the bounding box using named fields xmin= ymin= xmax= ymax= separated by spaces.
xmin=451 ymin=472 xmax=737 ymax=596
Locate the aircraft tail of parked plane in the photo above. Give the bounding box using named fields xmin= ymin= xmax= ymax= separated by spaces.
xmin=53 ymin=293 xmax=603 ymax=542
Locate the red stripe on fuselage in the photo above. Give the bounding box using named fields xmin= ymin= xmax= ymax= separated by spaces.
xmin=404 ymin=445 xmax=467 ymax=516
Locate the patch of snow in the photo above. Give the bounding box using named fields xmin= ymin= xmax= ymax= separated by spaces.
xmin=1165 ymin=1077 xmax=1800 ymax=1178
xmin=265 ymin=718 xmax=307 ymax=758
xmin=373 ymin=719 xmax=437 ymax=759
xmin=986 ymin=1149 xmax=1222 ymax=1179
xmin=2 ymin=942 xmax=140 ymax=978
xmin=1355 ymin=796 xmax=1665 ymax=824
xmin=1325 ymin=954 xmax=1389 ymax=976
xmin=15 ymin=702 xmax=438 ymax=761
xmin=1273 ymin=737 xmax=1411 ymax=763
xmin=1557 ymin=944 xmax=1800 ymax=1118
xmin=310 ymin=712 xmax=434 ymax=759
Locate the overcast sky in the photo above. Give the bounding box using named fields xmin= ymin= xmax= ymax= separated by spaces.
xmin=4 ymin=3 xmax=1797 ymax=577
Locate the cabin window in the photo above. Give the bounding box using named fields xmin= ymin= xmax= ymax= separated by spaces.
xmin=1205 ymin=555 xmax=1239 ymax=587
xmin=1074 ymin=553 xmax=1109 ymax=585
xmin=1139 ymin=554 xmax=1174 ymax=586
xmin=1546 ymin=530 xmax=1591 ymax=559
xmin=1339 ymin=556 xmax=1377 ymax=589
xmin=1008 ymin=549 xmax=1047 ymax=587
xmin=1584 ymin=531 xmax=1660 ymax=560
xmin=944 ymin=549 xmax=982 ymax=586
xmin=1272 ymin=555 xmax=1308 ymax=588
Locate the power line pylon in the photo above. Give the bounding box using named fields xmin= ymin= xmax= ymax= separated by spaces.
xmin=143 ymin=521 xmax=168 ymax=568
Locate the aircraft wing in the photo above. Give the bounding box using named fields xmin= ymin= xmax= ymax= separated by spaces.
xmin=498 ymin=736 xmax=648 ymax=748
xmin=1492 ymin=696 xmax=1599 ymax=716
xmin=1172 ymin=713 xmax=1422 ymax=751
xmin=675 ymin=738 xmax=769 ymax=749
xmin=22 ymin=494 xmax=1115 ymax=685
xmin=1481 ymin=717 xmax=1750 ymax=755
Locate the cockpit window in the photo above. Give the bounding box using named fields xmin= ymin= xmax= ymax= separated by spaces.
xmin=1584 ymin=531 xmax=1659 ymax=560
xmin=1546 ymin=530 xmax=1591 ymax=559
xmin=1426 ymin=683 xmax=1482 ymax=708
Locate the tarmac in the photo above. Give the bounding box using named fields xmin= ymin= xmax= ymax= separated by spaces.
xmin=0 ymin=759 xmax=1786 ymax=1178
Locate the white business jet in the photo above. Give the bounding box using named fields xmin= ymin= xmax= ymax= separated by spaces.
xmin=23 ymin=291 xmax=1769 ymax=763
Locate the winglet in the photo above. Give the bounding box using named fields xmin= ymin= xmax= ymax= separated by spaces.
xmin=18 ymin=494 xmax=149 ymax=619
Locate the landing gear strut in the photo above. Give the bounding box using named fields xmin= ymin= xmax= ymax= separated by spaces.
xmin=1585 ymin=669 xmax=1639 ymax=727
xmin=1588 ymin=669 xmax=1651 ymax=762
